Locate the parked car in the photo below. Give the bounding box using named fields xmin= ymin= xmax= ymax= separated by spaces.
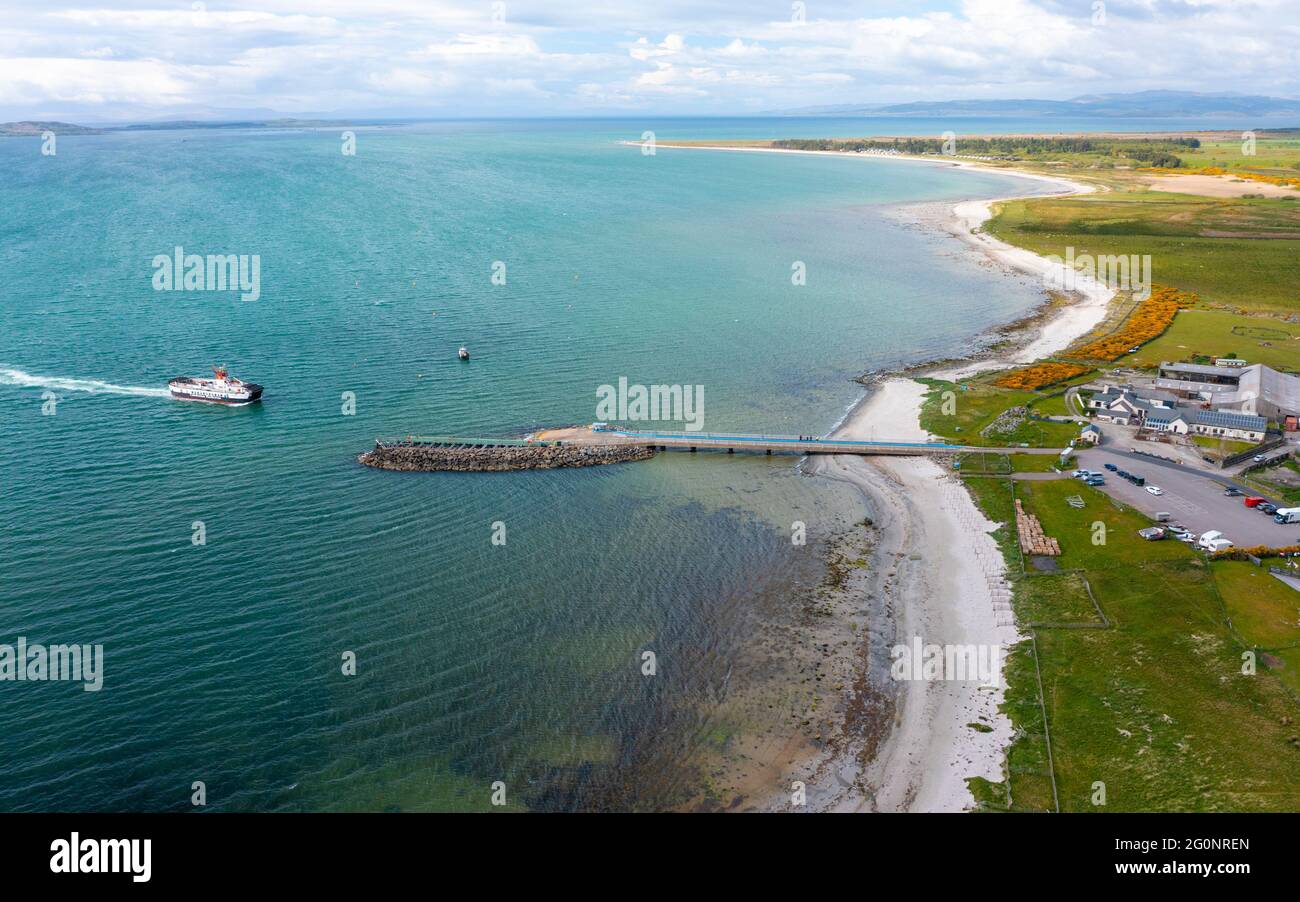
xmin=1259 ymin=502 xmax=1278 ymax=515
xmin=1104 ymin=463 xmax=1118 ymax=471
xmin=1254 ymin=454 xmax=1268 ymax=463
xmin=1146 ymin=485 xmax=1164 ymax=496
xmin=1203 ymin=455 xmax=1215 ymax=464
xmin=1223 ymin=486 xmax=1243 ymax=497
xmin=1086 ymin=476 xmax=1106 ymax=486
xmin=1117 ymin=470 xmax=1131 ymax=479
xmin=1155 ymin=512 xmax=1172 ymax=522
xmin=1244 ymin=496 xmax=1265 ymax=508
xmin=1072 ymin=469 xmax=1088 ymax=478
xmin=1130 ymin=475 xmax=1146 ymax=486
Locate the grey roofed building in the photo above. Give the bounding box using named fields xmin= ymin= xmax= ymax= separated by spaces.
xmin=1190 ymin=409 xmax=1268 ymax=433
xmin=1137 ymin=406 xmax=1266 ymax=441
xmin=1144 ymin=408 xmax=1189 ymax=431
xmin=1155 ymin=362 xmax=1300 ymax=421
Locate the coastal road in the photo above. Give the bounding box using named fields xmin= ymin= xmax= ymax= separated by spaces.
xmin=1075 ymin=446 xmax=1295 ymax=547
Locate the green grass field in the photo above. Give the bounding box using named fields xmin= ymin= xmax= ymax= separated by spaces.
xmin=1178 ymin=135 xmax=1300 ymax=175
xmin=1009 ymin=452 xmax=1068 ymax=473
xmin=1212 ymin=561 xmax=1300 ymax=649
xmin=1132 ymin=308 xmax=1300 ymax=371
xmin=1026 ymin=391 xmax=1076 ymax=417
xmin=917 ymin=379 xmax=1083 ymax=448
xmin=987 ymin=191 xmax=1300 ymax=314
xmin=965 ymin=476 xmax=1300 ymax=811
xmin=1017 ymin=479 xmax=1193 ymax=570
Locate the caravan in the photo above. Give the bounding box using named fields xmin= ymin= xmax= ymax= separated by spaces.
xmin=1197 ymin=530 xmax=1234 ymax=553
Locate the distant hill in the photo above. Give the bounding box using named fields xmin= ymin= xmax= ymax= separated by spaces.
xmin=1 ymin=118 xmax=387 ymax=136
xmin=765 ymin=91 xmax=1300 ymax=119
xmin=0 ymin=121 xmax=104 ymax=136
xmin=116 ymin=118 xmax=374 ymax=131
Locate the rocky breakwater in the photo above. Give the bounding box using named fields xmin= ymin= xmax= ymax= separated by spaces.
xmin=359 ymin=441 xmax=656 ymax=473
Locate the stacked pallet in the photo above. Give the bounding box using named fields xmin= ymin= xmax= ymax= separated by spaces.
xmin=1015 ymin=499 xmax=1061 ymax=556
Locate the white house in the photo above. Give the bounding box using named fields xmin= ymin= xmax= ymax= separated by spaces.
xmin=1187 ymin=409 xmax=1268 ymax=443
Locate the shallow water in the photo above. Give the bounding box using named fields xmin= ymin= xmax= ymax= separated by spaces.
xmin=2 ymin=118 xmax=1060 ymax=810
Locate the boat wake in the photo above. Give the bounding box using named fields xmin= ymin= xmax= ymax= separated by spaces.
xmin=0 ymin=367 xmax=170 ymax=397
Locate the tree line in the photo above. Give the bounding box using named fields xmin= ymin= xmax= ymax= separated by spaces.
xmin=771 ymin=136 xmax=1198 ymax=167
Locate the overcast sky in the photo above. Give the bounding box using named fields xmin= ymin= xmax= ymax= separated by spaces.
xmin=1 ymin=0 xmax=1297 ymax=121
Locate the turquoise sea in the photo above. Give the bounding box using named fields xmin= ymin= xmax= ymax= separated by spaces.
xmin=0 ymin=116 xmax=1257 ymax=810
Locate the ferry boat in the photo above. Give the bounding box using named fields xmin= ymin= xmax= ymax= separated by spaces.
xmin=169 ymin=365 xmax=264 ymax=405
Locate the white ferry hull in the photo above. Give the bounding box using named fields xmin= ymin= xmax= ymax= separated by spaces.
xmin=168 ymin=376 xmax=263 ymax=405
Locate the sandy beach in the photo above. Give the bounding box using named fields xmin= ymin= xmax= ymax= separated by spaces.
xmin=653 ymin=141 xmax=1108 ymax=811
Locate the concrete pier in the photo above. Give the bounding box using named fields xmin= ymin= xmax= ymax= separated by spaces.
xmin=359 ymin=427 xmax=1062 ymax=472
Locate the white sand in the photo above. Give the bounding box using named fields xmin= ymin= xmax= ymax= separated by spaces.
xmin=648 ymin=140 xmax=1101 ymax=811
xmin=813 ymin=382 xmax=1022 ymax=811
xmin=806 ymin=454 xmax=1021 ymax=812
xmin=1145 ymin=172 xmax=1300 ymax=199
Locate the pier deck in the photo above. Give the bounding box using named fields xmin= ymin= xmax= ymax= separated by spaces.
xmin=593 ymin=428 xmax=1061 ymax=456
xmin=379 ymin=428 xmax=1065 ymax=458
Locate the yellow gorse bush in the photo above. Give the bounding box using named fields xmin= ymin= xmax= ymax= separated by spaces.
xmin=994 ymin=361 xmax=1091 ymax=391
xmin=1072 ymin=285 xmax=1196 ymax=362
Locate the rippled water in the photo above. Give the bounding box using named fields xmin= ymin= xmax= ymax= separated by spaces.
xmin=0 ymin=118 xmax=1054 ymax=811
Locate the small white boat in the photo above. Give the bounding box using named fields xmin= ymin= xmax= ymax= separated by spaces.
xmin=458 ymin=347 xmax=470 ymax=360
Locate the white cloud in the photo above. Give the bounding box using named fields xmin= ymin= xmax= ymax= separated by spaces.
xmin=0 ymin=0 xmax=1293 ymax=118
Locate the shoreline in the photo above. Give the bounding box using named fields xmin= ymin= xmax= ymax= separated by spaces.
xmin=654 ymin=141 xmax=1108 ymax=810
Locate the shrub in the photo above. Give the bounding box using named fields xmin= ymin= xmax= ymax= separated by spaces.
xmin=1072 ymin=285 xmax=1197 ymax=361
xmin=994 ymin=361 xmax=1091 ymax=391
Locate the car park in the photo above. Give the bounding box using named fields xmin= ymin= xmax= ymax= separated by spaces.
xmin=1077 ymin=448 xmax=1291 ymax=548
